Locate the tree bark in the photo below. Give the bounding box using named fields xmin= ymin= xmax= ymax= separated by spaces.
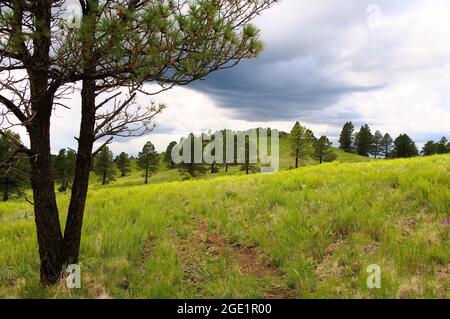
xmin=22 ymin=1 xmax=66 ymax=284
xmin=295 ymin=148 xmax=299 ymax=168
xmin=3 ymin=189 xmax=8 ymax=202
xmin=28 ymin=87 xmax=64 ymax=284
xmin=63 ymin=78 xmax=96 ymax=265
xmin=225 ymin=163 xmax=229 ymax=173
xmin=145 ymin=166 xmax=149 ymax=184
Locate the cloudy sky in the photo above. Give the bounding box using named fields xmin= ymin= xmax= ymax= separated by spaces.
xmin=13 ymin=0 xmax=450 ymax=154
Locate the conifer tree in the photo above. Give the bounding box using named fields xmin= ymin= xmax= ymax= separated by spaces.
xmin=354 ymin=124 xmax=373 ymax=156
xmin=371 ymin=130 xmax=384 ymax=158
xmin=392 ymin=134 xmax=419 ymax=158
xmin=436 ymin=137 xmax=449 ymax=154
xmin=94 ymin=147 xmax=116 ymax=185
xmin=421 ymin=141 xmax=438 ymax=156
xmin=115 ymin=152 xmax=131 ymax=177
xmin=164 ymin=142 xmax=177 ymax=169
xmin=289 ymin=122 xmax=314 ymax=168
xmin=53 ymin=149 xmax=77 ymax=192
xmin=314 ymin=136 xmax=337 ymax=164
xmin=339 ymin=122 xmax=355 ymax=152
xmin=138 ymin=142 xmax=159 ymax=184
xmin=381 ymin=133 xmax=394 ymax=158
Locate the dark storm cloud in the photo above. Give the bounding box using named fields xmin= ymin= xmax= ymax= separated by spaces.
xmin=193 ymin=62 xmax=384 ymax=122
xmin=189 ymin=0 xmax=394 ymax=123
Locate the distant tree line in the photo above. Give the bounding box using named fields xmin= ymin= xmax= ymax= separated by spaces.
xmin=421 ymin=137 xmax=450 ymax=156
xmin=1 ymin=125 xmax=448 ymax=201
xmin=336 ymin=122 xmax=442 ymax=159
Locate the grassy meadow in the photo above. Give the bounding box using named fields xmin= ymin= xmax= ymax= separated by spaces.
xmin=0 ymin=153 xmax=449 ymax=298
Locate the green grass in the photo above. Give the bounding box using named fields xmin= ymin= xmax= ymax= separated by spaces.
xmin=0 ymin=155 xmax=448 ymax=298
xmin=86 ymin=134 xmax=370 ymax=190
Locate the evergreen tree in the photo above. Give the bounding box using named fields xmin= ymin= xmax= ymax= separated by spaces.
xmin=289 ymin=122 xmax=314 ymax=168
xmin=392 ymin=134 xmax=419 ymax=158
xmin=115 ymin=152 xmax=131 ymax=177
xmin=138 ymin=141 xmax=159 ymax=184
xmin=380 ymin=133 xmax=394 ymax=158
xmin=371 ymin=130 xmax=384 ymax=158
xmin=177 ymin=134 xmax=208 ymax=178
xmin=313 ymin=136 xmax=337 ymax=164
xmin=436 ymin=137 xmax=449 ymax=154
xmin=53 ymin=149 xmax=77 ymax=192
xmin=94 ymin=147 xmax=116 ymax=185
xmin=339 ymin=122 xmax=354 ymax=152
xmin=354 ymin=124 xmax=373 ymax=156
xmin=421 ymin=141 xmax=438 ymax=156
xmin=164 ymin=141 xmax=177 ymax=169
xmin=0 ymin=132 xmax=28 ymax=201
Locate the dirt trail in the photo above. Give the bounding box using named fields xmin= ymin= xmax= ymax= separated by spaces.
xmin=176 ymin=219 xmax=295 ymax=299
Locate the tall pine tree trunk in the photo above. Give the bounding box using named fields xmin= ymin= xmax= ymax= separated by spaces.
xmin=295 ymin=148 xmax=299 ymax=168
xmin=63 ymin=78 xmax=96 ymax=265
xmin=145 ymin=166 xmax=149 ymax=184
xmin=28 ymin=82 xmax=64 ymax=284
xmin=63 ymin=3 xmax=97 ymax=265
xmin=26 ymin=2 xmax=65 ymax=284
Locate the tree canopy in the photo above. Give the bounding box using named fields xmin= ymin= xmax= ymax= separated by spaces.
xmin=94 ymin=146 xmax=116 ymax=185
xmin=339 ymin=122 xmax=354 ymax=153
xmin=392 ymin=134 xmax=419 ymax=158
xmin=138 ymin=141 xmax=159 ymax=184
xmin=314 ymin=136 xmax=337 ymax=164
xmin=115 ymin=152 xmax=131 ymax=177
xmin=289 ymin=122 xmax=314 ymax=168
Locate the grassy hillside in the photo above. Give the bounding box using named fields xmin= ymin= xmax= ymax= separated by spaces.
xmin=0 ymin=154 xmax=448 ymax=298
xmin=86 ymin=134 xmax=370 ymax=189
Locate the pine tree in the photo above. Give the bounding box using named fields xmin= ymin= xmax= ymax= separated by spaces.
xmin=313 ymin=136 xmax=337 ymax=164
xmin=371 ymin=130 xmax=384 ymax=158
xmin=289 ymin=122 xmax=314 ymax=168
xmin=94 ymin=147 xmax=116 ymax=185
xmin=392 ymin=134 xmax=419 ymax=158
xmin=339 ymin=122 xmax=354 ymax=152
xmin=380 ymin=133 xmax=394 ymax=158
xmin=421 ymin=141 xmax=438 ymax=156
xmin=164 ymin=141 xmax=177 ymax=169
xmin=0 ymin=132 xmax=29 ymax=201
xmin=53 ymin=149 xmax=77 ymax=192
xmin=115 ymin=152 xmax=131 ymax=177
xmin=354 ymin=124 xmax=373 ymax=156
xmin=436 ymin=137 xmax=449 ymax=154
xmin=138 ymin=141 xmax=159 ymax=184
xmin=177 ymin=134 xmax=208 ymax=178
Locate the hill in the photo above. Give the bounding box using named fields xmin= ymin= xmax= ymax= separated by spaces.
xmin=0 ymin=154 xmax=448 ymax=298
xmin=87 ymin=133 xmax=370 ymax=189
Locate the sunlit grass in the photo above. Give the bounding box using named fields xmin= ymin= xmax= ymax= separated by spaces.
xmin=0 ymin=155 xmax=448 ymax=298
